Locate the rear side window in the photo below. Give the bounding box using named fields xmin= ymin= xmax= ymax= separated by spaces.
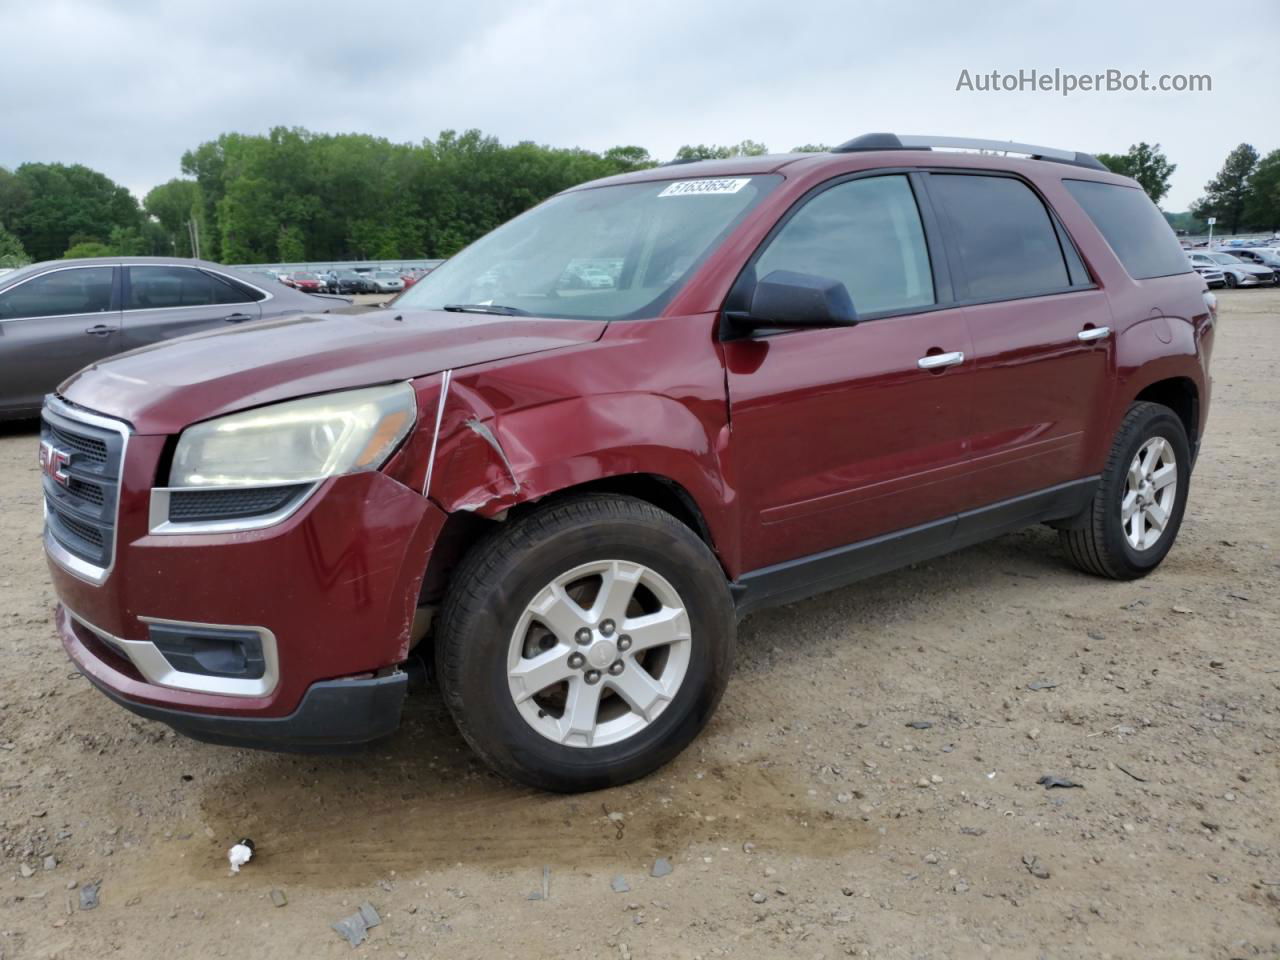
xmin=753 ymin=174 xmax=934 ymax=315
xmin=929 ymin=174 xmax=1074 ymax=301
xmin=127 ymin=266 xmax=254 ymax=309
xmin=1063 ymin=180 xmax=1192 ymax=280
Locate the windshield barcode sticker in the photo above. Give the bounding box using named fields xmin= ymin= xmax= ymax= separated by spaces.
xmin=658 ymin=178 xmax=751 ymax=197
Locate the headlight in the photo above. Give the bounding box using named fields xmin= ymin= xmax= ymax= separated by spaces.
xmin=170 ymin=383 xmax=416 ymax=487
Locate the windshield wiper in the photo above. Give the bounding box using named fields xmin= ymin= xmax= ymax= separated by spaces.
xmin=442 ymin=303 xmax=531 ymax=316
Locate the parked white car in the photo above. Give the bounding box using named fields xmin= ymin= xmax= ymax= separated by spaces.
xmin=1188 ymin=252 xmax=1276 ymax=288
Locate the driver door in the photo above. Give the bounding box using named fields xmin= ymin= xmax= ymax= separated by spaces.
xmin=723 ymin=174 xmax=974 ymax=574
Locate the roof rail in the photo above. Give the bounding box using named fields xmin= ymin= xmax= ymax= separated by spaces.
xmin=830 ymin=133 xmax=1108 ymax=172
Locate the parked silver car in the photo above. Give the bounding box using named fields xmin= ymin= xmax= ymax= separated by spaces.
xmin=0 ymin=257 xmax=350 ymax=420
xmin=369 ymin=270 xmax=405 ymax=293
xmin=1187 ymin=251 xmax=1276 ymax=288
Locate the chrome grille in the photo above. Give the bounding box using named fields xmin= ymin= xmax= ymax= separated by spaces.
xmin=41 ymin=399 xmax=128 ymax=576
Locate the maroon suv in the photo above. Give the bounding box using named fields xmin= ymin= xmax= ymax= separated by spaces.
xmin=42 ymin=134 xmax=1215 ymax=792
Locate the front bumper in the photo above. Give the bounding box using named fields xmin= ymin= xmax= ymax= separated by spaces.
xmin=44 ymin=404 xmax=448 ymax=743
xmin=71 ymin=625 xmax=408 ymax=752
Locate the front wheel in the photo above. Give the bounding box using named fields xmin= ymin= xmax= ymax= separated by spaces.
xmin=436 ymin=494 xmax=736 ymax=792
xmin=1060 ymin=402 xmax=1191 ymax=579
xmin=1225 ymin=273 xmax=1238 ymax=288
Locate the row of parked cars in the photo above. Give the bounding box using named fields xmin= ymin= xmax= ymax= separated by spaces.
xmin=247 ymin=266 xmax=436 ymax=296
xmin=1185 ymin=246 xmax=1280 ymax=289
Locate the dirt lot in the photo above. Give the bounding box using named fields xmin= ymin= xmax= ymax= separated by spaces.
xmin=2 ymin=290 xmax=1278 ymax=959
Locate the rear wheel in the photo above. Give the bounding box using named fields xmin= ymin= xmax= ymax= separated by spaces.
xmin=1060 ymin=402 xmax=1191 ymax=580
xmin=436 ymin=494 xmax=735 ymax=792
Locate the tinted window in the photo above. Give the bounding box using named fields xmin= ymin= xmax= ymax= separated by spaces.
xmin=1063 ymin=180 xmax=1192 ymax=280
xmin=0 ymin=267 xmax=114 ymax=320
xmin=127 ymin=266 xmax=252 ymax=309
xmin=930 ymin=174 xmax=1071 ymax=301
xmin=754 ymin=175 xmax=934 ymax=315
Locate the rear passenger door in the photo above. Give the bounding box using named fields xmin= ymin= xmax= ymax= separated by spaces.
xmin=121 ymin=265 xmax=262 ymax=350
xmin=926 ymin=172 xmax=1113 ymax=507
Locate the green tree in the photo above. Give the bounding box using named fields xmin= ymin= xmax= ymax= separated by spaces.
xmin=1095 ymin=142 xmax=1177 ymax=206
xmin=673 ymin=140 xmax=769 ymax=162
xmin=790 ymin=143 xmax=831 ymax=153
xmin=0 ymin=222 xmax=29 ymax=267
xmin=3 ymin=163 xmax=141 ymax=261
xmin=63 ymin=241 xmax=115 ymax=259
xmin=1191 ymin=143 xmax=1260 ymax=235
xmin=277 ymin=224 xmax=305 ymax=262
xmin=144 ymin=179 xmax=201 ymax=256
xmin=1244 ymin=149 xmax=1280 ymax=233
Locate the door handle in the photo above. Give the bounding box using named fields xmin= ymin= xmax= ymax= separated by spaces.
xmin=223 ymin=313 xmax=253 ymax=323
xmin=917 ymin=351 xmax=965 ymax=370
xmin=1077 ymin=326 xmax=1111 ymax=341
xmin=84 ymin=324 xmax=116 ymax=337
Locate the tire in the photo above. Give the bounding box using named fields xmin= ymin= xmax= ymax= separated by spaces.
xmin=1060 ymin=402 xmax=1191 ymax=580
xmin=1225 ymin=273 xmax=1238 ymax=288
xmin=436 ymin=494 xmax=736 ymax=792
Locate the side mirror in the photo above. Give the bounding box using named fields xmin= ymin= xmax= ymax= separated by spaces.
xmin=729 ymin=269 xmax=858 ymax=332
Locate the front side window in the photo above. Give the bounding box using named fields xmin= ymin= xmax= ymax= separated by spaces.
xmin=0 ymin=266 xmax=114 ymax=320
xmin=127 ymin=266 xmax=252 ymax=309
xmin=930 ymin=174 xmax=1074 ymax=301
xmin=395 ymin=176 xmax=780 ymax=321
xmin=752 ymin=175 xmax=935 ymax=316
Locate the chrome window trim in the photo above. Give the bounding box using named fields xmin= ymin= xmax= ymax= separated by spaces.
xmin=0 ymin=263 xmax=121 ymax=323
xmin=65 ymin=606 xmax=280 ymax=698
xmin=122 ymin=264 xmax=275 ymax=312
xmin=42 ymin=396 xmax=130 ymax=585
xmin=148 ymin=479 xmax=322 ymax=535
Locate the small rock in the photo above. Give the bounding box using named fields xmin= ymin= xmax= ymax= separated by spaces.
xmin=742 ymin=842 xmax=756 ymax=854
xmin=270 ymin=889 xmax=287 ymax=908
xmin=930 ymin=774 xmax=943 ymax=784
xmin=80 ymin=881 xmax=101 ymax=910
xmin=1022 ymin=854 xmax=1051 ymax=880
xmin=1209 ymin=659 xmax=1225 ymax=669
xmin=841 ymin=886 xmax=855 ymax=896
xmin=43 ymin=855 xmax=57 ymax=871
xmin=611 ymin=876 xmax=630 ymax=893
xmin=1027 ymin=728 xmax=1040 ymax=741
xmin=750 ymin=891 xmax=768 ymax=904
xmin=916 ymin=778 xmax=931 ymax=788
xmin=953 ymin=881 xmax=970 ymax=894
xmin=835 ymin=792 xmax=852 ymax=804
xmin=651 ymin=857 xmax=673 ymax=878
xmin=19 ymin=863 xmax=34 ymax=878
xmin=905 ymin=721 xmax=933 ymax=729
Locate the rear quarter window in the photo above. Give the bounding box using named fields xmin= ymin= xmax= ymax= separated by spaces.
xmin=1063 ymin=180 xmax=1191 ymax=280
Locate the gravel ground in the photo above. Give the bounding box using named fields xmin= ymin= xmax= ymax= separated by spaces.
xmin=1 ymin=289 xmax=1277 ymax=959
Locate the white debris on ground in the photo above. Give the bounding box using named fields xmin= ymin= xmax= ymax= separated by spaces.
xmin=227 ymin=838 xmax=255 ymax=874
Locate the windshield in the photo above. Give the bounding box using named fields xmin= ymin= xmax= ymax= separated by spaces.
xmin=395 ymin=175 xmax=780 ymax=321
xmin=1209 ymin=254 xmax=1241 ymax=264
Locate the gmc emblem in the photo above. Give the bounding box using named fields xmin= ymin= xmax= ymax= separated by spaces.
xmin=39 ymin=440 xmax=72 ymax=486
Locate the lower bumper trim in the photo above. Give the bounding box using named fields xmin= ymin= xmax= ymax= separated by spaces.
xmin=79 ymin=668 xmax=408 ymax=753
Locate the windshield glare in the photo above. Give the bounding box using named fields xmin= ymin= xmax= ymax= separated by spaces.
xmin=395 ymin=175 xmax=780 ymax=321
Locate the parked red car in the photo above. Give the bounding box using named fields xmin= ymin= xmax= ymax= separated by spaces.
xmin=289 ymin=271 xmax=322 ymax=293
xmin=43 ymin=134 xmax=1214 ymax=792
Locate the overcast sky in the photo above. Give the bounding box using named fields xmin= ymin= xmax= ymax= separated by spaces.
xmin=2 ymin=0 xmax=1275 ymax=211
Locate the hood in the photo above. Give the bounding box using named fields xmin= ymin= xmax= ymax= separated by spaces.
xmin=59 ymin=308 xmax=606 ymax=434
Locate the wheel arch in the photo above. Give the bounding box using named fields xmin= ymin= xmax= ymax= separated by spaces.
xmin=1131 ymin=375 xmax=1200 ymax=460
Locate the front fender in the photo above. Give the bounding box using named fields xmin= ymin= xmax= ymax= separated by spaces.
xmin=426 ymin=382 xmax=736 ymax=562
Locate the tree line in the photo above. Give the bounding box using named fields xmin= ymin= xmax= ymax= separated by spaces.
xmin=0 ymin=130 xmax=1277 ymax=269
